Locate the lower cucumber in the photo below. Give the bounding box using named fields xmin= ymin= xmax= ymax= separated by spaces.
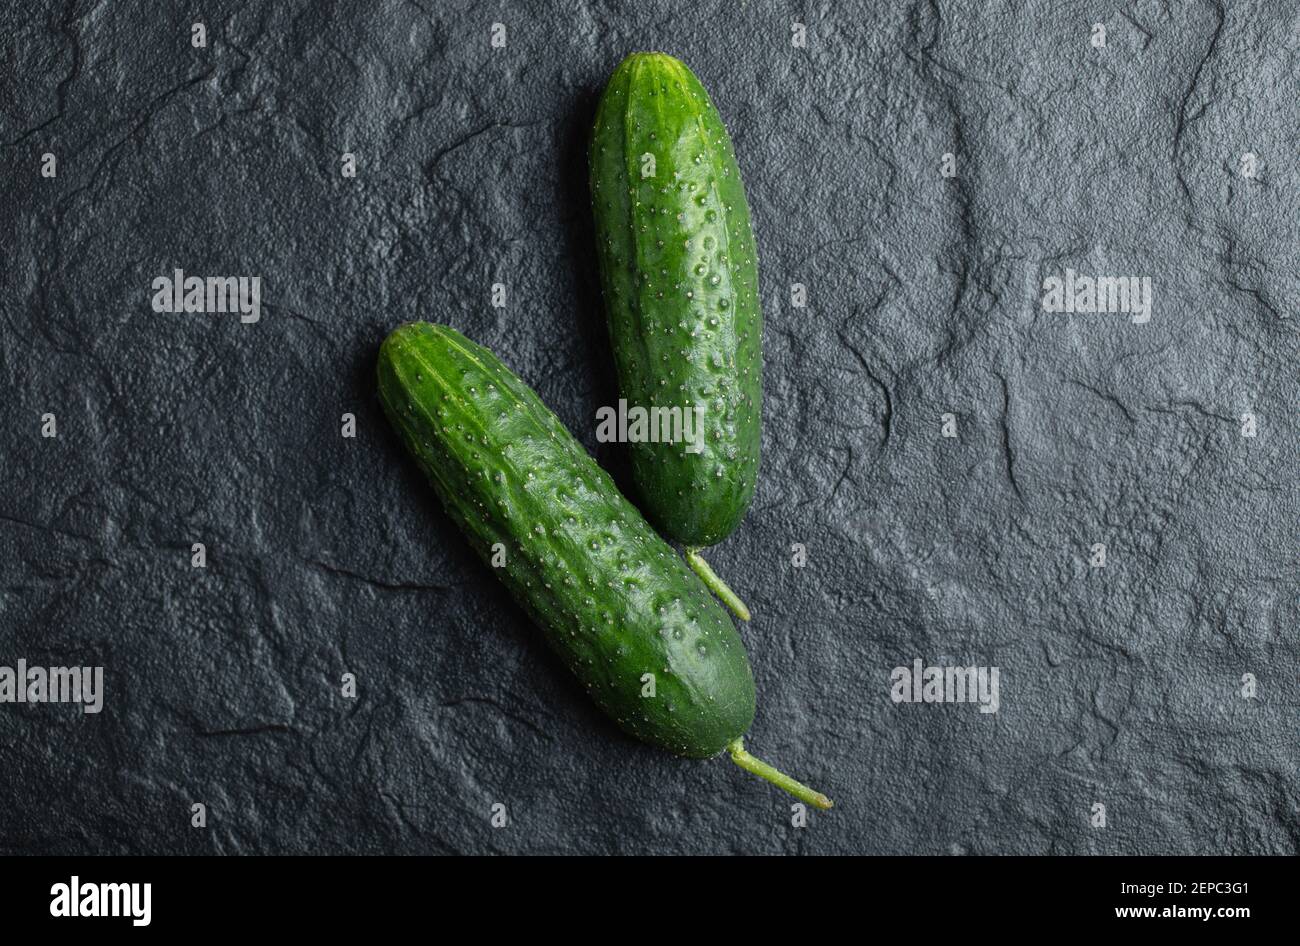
xmin=377 ymin=323 xmax=830 ymax=808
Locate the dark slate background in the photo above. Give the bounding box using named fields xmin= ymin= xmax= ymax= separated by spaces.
xmin=2 ymin=0 xmax=1296 ymax=855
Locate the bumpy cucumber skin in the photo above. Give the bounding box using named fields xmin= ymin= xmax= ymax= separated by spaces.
xmin=377 ymin=323 xmax=755 ymax=759
xmin=589 ymin=52 xmax=762 ymax=548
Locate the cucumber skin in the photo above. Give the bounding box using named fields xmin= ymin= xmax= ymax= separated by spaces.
xmin=377 ymin=323 xmax=755 ymax=759
xmin=590 ymin=52 xmax=761 ymax=548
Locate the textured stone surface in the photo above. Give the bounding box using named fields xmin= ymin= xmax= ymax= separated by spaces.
xmin=1 ymin=0 xmax=1296 ymax=855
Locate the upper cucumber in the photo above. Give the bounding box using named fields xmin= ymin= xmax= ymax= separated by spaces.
xmin=589 ymin=52 xmax=762 ymax=548
xmin=377 ymin=323 xmax=756 ymax=758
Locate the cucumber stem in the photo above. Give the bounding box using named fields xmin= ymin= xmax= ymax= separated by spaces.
xmin=685 ymin=548 xmax=751 ymax=621
xmin=728 ymin=738 xmax=833 ymax=810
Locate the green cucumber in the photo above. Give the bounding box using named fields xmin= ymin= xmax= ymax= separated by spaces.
xmin=589 ymin=52 xmax=762 ymax=620
xmin=377 ymin=322 xmax=829 ymax=807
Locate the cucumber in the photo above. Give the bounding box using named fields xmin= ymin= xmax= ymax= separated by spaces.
xmin=589 ymin=52 xmax=761 ymax=620
xmin=378 ymin=323 xmax=829 ymax=807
